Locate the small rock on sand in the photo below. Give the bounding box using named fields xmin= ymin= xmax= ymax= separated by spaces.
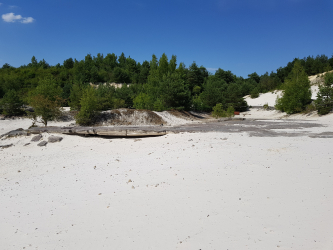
xmin=0 ymin=144 xmax=13 ymax=149
xmin=31 ymin=134 xmax=43 ymax=142
xmin=37 ymin=141 xmax=47 ymax=147
xmin=48 ymin=136 xmax=63 ymax=143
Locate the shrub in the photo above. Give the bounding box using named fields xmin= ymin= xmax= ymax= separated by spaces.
xmin=28 ymin=77 xmax=64 ymax=126
xmin=263 ymin=103 xmax=269 ymax=110
xmin=226 ymin=106 xmax=235 ymax=117
xmin=212 ymin=104 xmax=235 ymax=118
xmin=69 ymin=82 xmax=86 ymax=111
xmin=113 ymin=98 xmax=126 ymax=109
xmin=153 ymin=98 xmax=166 ymax=112
xmin=315 ymin=72 xmax=333 ymax=115
xmin=75 ymin=86 xmax=99 ymax=125
xmin=250 ymin=88 xmax=260 ymax=98
xmin=191 ymin=95 xmax=209 ymax=112
xmin=275 ymin=61 xmax=311 ymax=114
xmin=302 ymin=103 xmax=317 ymax=114
xmin=133 ymin=93 xmax=154 ymax=110
xmin=0 ymin=89 xmax=24 ymax=116
xmin=28 ymin=95 xmax=63 ymax=126
xmin=212 ymin=103 xmax=224 ymax=118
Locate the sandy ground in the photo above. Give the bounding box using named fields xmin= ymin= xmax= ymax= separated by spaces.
xmin=244 ymin=85 xmax=319 ymax=107
xmin=1 ymin=85 xmax=333 ymax=249
xmin=1 ymin=126 xmax=333 ymax=250
xmin=244 ymin=72 xmax=327 ymax=107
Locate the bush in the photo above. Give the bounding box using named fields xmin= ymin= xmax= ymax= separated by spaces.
xmin=212 ymin=103 xmax=224 ymax=118
xmin=250 ymin=88 xmax=260 ymax=98
xmin=153 ymin=98 xmax=166 ymax=112
xmin=191 ymin=95 xmax=208 ymax=112
xmin=113 ymin=98 xmax=126 ymax=109
xmin=302 ymin=103 xmax=316 ymax=114
xmin=212 ymin=104 xmax=235 ymax=118
xmin=0 ymin=89 xmax=24 ymax=116
xmin=28 ymin=77 xmax=64 ymax=126
xmin=28 ymin=95 xmax=63 ymax=126
xmin=275 ymin=61 xmax=311 ymax=114
xmin=69 ymin=82 xmax=86 ymax=111
xmin=133 ymin=93 xmax=154 ymax=110
xmin=263 ymin=103 xmax=269 ymax=110
xmin=75 ymin=86 xmax=99 ymax=125
xmin=226 ymin=106 xmax=235 ymax=117
xmin=315 ymin=72 xmax=333 ymax=115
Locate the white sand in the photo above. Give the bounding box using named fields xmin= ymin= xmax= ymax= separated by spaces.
xmin=154 ymin=111 xmax=194 ymax=126
xmin=0 ymin=118 xmax=74 ymax=135
xmin=1 ymin=128 xmax=333 ymax=249
xmin=244 ymin=73 xmax=326 ymax=107
xmin=244 ymin=85 xmax=319 ymax=107
xmin=1 ymin=86 xmax=333 ymax=249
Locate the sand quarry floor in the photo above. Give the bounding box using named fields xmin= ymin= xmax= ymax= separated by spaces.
xmin=1 ymin=111 xmax=333 ymax=250
xmin=1 ymin=76 xmax=333 ymax=250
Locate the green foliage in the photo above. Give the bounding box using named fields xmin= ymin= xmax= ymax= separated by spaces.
xmin=63 ymin=58 xmax=74 ymax=69
xmin=215 ymin=68 xmax=235 ymax=84
xmin=302 ymin=103 xmax=316 ymax=114
xmin=158 ymin=53 xmax=169 ymax=78
xmin=187 ymin=62 xmax=208 ymax=91
xmin=192 ymin=85 xmax=201 ymax=95
xmin=0 ymin=89 xmax=24 ymax=116
xmin=113 ymin=67 xmax=130 ymax=83
xmin=2 ymin=52 xmax=333 ymax=118
xmin=212 ymin=103 xmax=224 ymax=118
xmin=191 ymin=95 xmax=208 ymax=112
xmin=247 ymin=72 xmax=260 ymax=84
xmin=275 ymin=61 xmax=311 ymax=114
xmin=212 ymin=103 xmax=235 ymax=118
xmin=225 ymin=83 xmax=247 ymax=111
xmin=153 ymin=98 xmax=166 ymax=112
xmin=69 ymin=82 xmax=86 ymax=110
xmin=157 ymin=72 xmax=191 ymax=110
xmin=2 ymin=63 xmax=13 ymax=69
xmin=137 ymin=55 xmax=191 ymax=111
xmin=113 ymin=98 xmax=126 ymax=109
xmin=200 ymin=76 xmax=247 ymax=112
xmin=133 ymin=93 xmax=154 ymax=110
xmin=259 ymin=72 xmax=281 ymax=92
xmin=226 ymin=106 xmax=235 ymax=117
xmin=28 ymin=95 xmax=63 ymax=127
xmin=250 ymin=88 xmax=260 ymax=98
xmin=96 ymin=84 xmax=116 ymax=110
xmin=200 ymin=76 xmax=228 ymax=108
xmin=315 ymin=72 xmax=333 ymax=115
xmin=75 ymin=86 xmax=99 ymax=125
xmin=28 ymin=77 xmax=63 ymax=126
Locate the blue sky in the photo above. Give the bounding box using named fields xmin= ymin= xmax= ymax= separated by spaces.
xmin=0 ymin=0 xmax=332 ymax=77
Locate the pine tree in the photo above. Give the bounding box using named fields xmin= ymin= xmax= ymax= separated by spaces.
xmin=275 ymin=61 xmax=311 ymax=114
xmin=315 ymin=72 xmax=333 ymax=115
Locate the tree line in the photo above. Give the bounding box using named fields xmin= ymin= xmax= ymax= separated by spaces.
xmin=0 ymin=52 xmax=333 ymax=125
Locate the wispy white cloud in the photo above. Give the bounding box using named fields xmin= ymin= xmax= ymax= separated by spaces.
xmin=0 ymin=3 xmax=3 ymax=6
xmin=2 ymin=12 xmax=22 ymax=22
xmin=21 ymin=17 xmax=34 ymax=23
xmin=2 ymin=12 xmax=34 ymax=23
xmin=8 ymin=5 xmax=18 ymax=9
